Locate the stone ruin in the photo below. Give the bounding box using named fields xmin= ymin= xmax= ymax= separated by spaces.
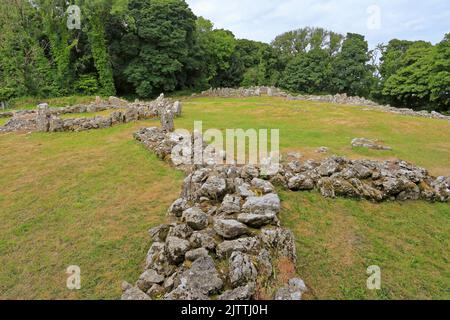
xmin=192 ymin=87 xmax=450 ymax=122
xmin=123 ymin=119 xmax=449 ymax=301
xmin=122 ymin=126 xmax=308 ymax=301
xmin=193 ymin=86 xmax=288 ymax=98
xmin=0 ymin=95 xmax=182 ymax=133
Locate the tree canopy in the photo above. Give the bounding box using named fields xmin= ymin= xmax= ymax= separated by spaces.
xmin=0 ymin=0 xmax=447 ymax=112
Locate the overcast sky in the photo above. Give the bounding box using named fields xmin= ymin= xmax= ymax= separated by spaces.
xmin=186 ymin=0 xmax=449 ymax=48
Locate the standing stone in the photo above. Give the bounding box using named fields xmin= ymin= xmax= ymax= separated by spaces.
xmin=173 ymin=101 xmax=182 ymax=117
xmin=36 ymin=103 xmax=51 ymax=132
xmin=160 ymin=110 xmax=175 ymax=132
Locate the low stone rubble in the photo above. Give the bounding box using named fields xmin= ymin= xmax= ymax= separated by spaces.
xmin=351 ymin=138 xmax=392 ymax=151
xmin=127 ymin=126 xmax=302 ymax=301
xmin=192 ymin=87 xmax=450 ymax=122
xmin=128 ymin=120 xmax=449 ymax=300
xmin=0 ymin=94 xmax=182 ymax=133
xmin=280 ymin=156 xmax=449 ymax=202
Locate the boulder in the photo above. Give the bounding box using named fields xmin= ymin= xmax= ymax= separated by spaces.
xmin=217 ymin=283 xmax=256 ymax=300
xmin=213 ymin=219 xmax=249 ymax=239
xmin=136 ymin=269 xmax=165 ymax=292
xmin=351 ymin=138 xmax=392 ymax=151
xmin=229 ymin=252 xmax=258 ymax=288
xmin=189 ymin=230 xmax=217 ymax=251
xmin=219 ymin=194 xmax=241 ymax=215
xmin=185 ymin=248 xmax=209 ymax=261
xmin=121 ymin=282 xmax=151 ymax=300
xmin=166 ymin=256 xmax=223 ymax=299
xmin=288 ymin=174 xmax=315 ymax=191
xmin=251 ymin=178 xmax=275 ymax=194
xmin=182 ymin=207 xmax=208 ymax=231
xmin=165 ymin=237 xmax=191 ymax=264
xmin=199 ymin=176 xmax=227 ymax=200
xmin=242 ymin=194 xmax=281 ymax=214
xmin=237 ymin=212 xmax=276 ymax=228
xmin=259 ymin=228 xmax=297 ymax=263
xmin=168 ymin=198 xmax=188 ymax=217
xmin=216 ymin=237 xmax=260 ymax=259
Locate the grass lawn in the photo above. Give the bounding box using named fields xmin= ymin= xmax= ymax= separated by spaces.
xmin=0 ymin=96 xmax=449 ymax=299
xmin=0 ymin=118 xmax=10 ymax=126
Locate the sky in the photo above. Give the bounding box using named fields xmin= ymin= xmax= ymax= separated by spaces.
xmin=185 ymin=0 xmax=450 ymax=48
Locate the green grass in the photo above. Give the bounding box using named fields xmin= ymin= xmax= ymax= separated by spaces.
xmin=0 ymin=96 xmax=449 ymax=300
xmin=0 ymin=119 xmax=184 ymax=299
xmin=0 ymin=118 xmax=10 ymax=126
xmin=8 ymin=96 xmax=104 ymax=110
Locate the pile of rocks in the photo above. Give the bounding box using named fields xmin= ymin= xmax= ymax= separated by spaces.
xmin=278 ymin=156 xmax=449 ymax=202
xmin=125 ymin=126 xmax=306 ymax=301
xmin=351 ymin=138 xmax=392 ymax=151
xmin=191 ymin=87 xmax=450 ymax=122
xmin=0 ymin=111 xmax=37 ymax=132
xmin=193 ymin=87 xmax=288 ymax=98
xmin=1 ymin=94 xmax=182 ymax=133
xmin=287 ymin=92 xmax=379 ymax=106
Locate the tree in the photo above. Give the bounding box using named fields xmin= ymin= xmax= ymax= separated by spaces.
xmin=195 ymin=17 xmax=237 ymax=87
xmin=331 ymin=33 xmax=373 ymax=97
xmin=382 ymin=39 xmax=449 ymax=111
xmin=281 ymin=48 xmax=332 ymax=94
xmin=0 ymin=0 xmax=57 ymax=100
xmin=78 ymin=0 xmax=117 ymax=95
xmin=429 ymin=35 xmax=450 ymax=110
xmin=121 ymin=0 xmax=196 ymax=98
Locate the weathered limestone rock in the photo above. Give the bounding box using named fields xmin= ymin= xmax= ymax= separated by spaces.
xmin=165 ymin=236 xmax=191 ymax=264
xmin=288 ymin=174 xmax=315 ymax=191
xmin=216 ymin=237 xmax=260 ymax=259
xmin=259 ymin=228 xmax=297 ymax=263
xmin=213 ymin=219 xmax=249 ymax=240
xmin=168 ymin=198 xmax=188 ymax=217
xmin=160 ymin=109 xmax=175 ymax=132
xmin=242 ymin=194 xmax=281 ymax=214
xmin=237 ymin=212 xmax=276 ymax=228
xmin=219 ymin=194 xmax=241 ymax=215
xmin=218 ymin=283 xmax=256 ymax=300
xmin=166 ymin=256 xmax=223 ymax=299
xmin=136 ymin=269 xmax=165 ymax=292
xmin=36 ymin=103 xmax=51 ymax=132
xmin=185 ymin=248 xmax=209 ymax=261
xmin=199 ymin=176 xmax=227 ymax=200
xmin=251 ymin=178 xmax=275 ymax=194
xmin=182 ymin=207 xmax=209 ymax=231
xmin=189 ymin=230 xmax=217 ymax=251
xmin=351 ymin=138 xmax=392 ymax=150
xmin=167 ymin=224 xmax=193 ymax=240
xmin=121 ymin=282 xmax=151 ymax=300
xmin=229 ymin=252 xmax=258 ymax=288
xmin=274 ymin=278 xmax=308 ymax=300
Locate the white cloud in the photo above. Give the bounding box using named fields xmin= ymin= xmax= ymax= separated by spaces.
xmin=186 ymin=0 xmax=450 ymax=47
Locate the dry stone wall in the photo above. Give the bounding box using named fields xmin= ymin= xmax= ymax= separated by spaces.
xmin=124 ymin=127 xmax=307 ymax=301
xmin=194 ymin=87 xmax=450 ymax=122
xmin=125 ymin=119 xmax=449 ymax=301
xmin=0 ymin=94 xmax=182 ymax=133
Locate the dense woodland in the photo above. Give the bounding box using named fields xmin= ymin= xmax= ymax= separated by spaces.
xmin=0 ymin=0 xmax=449 ymax=112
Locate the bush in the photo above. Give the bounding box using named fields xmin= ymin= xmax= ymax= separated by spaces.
xmin=75 ymin=75 xmax=99 ymax=95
